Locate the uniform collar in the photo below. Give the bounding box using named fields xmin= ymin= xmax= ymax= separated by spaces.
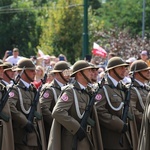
xmin=108 ymin=74 xmax=118 ymax=87
xmin=54 ymin=78 xmax=64 ymax=88
xmin=134 ymin=79 xmax=145 ymax=87
xmin=20 ymin=79 xmax=30 ymax=88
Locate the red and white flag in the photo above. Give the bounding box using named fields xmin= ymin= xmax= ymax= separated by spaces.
xmin=92 ymin=42 xmax=107 ymax=58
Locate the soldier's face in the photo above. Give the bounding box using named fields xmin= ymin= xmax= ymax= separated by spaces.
xmin=114 ymin=66 xmax=127 ymax=80
xmin=91 ymin=68 xmax=99 ymax=82
xmin=5 ymin=70 xmax=15 ymax=79
xmin=140 ymin=70 xmax=150 ymax=81
xmin=83 ymin=68 xmax=92 ymax=83
xmin=25 ymin=69 xmax=36 ymax=82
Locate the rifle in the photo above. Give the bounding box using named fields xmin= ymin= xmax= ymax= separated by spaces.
xmin=72 ymin=77 xmax=105 ymax=150
xmin=0 ymin=67 xmax=25 ymax=122
xmin=28 ymin=66 xmax=50 ymax=123
xmin=119 ymin=65 xmax=136 ymax=147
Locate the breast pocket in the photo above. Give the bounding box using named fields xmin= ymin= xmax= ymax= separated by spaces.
xmin=78 ymin=102 xmax=87 ymax=114
xmin=23 ymin=96 xmax=32 ymax=110
xmin=108 ymin=94 xmax=123 ymax=116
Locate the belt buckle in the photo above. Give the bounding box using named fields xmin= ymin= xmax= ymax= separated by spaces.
xmin=86 ymin=125 xmax=91 ymax=133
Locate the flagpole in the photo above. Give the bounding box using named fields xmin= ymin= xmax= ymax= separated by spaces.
xmin=82 ymin=0 xmax=89 ymax=59
xmin=142 ymin=0 xmax=146 ymax=40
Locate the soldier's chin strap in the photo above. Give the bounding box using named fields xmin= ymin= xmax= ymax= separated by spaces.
xmin=80 ymin=71 xmax=92 ymax=83
xmin=4 ymin=71 xmax=12 ymax=81
xmin=138 ymin=72 xmax=149 ymax=80
xmin=113 ymin=68 xmax=123 ymax=80
xmin=24 ymin=70 xmax=34 ymax=82
xmin=59 ymin=72 xmax=68 ymax=83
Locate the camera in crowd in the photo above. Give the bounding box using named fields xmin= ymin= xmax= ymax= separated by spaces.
xmin=7 ymin=50 xmax=12 ymax=56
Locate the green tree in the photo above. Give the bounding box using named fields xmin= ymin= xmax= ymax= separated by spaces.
xmin=0 ymin=0 xmax=41 ymax=58
xmin=93 ymin=0 xmax=150 ymax=36
xmin=38 ymin=0 xmax=83 ymax=64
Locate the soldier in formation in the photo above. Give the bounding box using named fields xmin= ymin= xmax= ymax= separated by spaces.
xmin=129 ymin=60 xmax=150 ymax=136
xmin=95 ymin=57 xmax=137 ymax=150
xmin=8 ymin=58 xmax=46 ymax=150
xmin=40 ymin=61 xmax=71 ymax=144
xmin=0 ymin=56 xmax=150 ymax=150
xmin=0 ymin=61 xmax=14 ymax=150
xmin=47 ymin=60 xmax=103 ymax=150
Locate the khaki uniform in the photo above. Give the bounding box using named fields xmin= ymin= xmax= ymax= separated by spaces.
xmin=130 ymin=80 xmax=150 ymax=134
xmin=0 ymin=83 xmax=14 ymax=150
xmin=138 ymin=93 xmax=150 ymax=150
xmin=8 ymin=80 xmax=46 ymax=150
xmin=40 ymin=79 xmax=62 ymax=143
xmin=48 ymin=81 xmax=103 ymax=150
xmin=96 ymin=77 xmax=137 ymax=150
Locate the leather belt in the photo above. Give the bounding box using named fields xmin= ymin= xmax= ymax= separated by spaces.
xmin=86 ymin=125 xmax=92 ymax=133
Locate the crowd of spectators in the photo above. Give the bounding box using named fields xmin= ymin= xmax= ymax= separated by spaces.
xmin=2 ymin=36 xmax=150 ymax=87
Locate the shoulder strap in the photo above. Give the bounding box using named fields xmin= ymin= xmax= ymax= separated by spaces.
xmin=72 ymin=88 xmax=85 ymax=119
xmin=17 ymin=87 xmax=31 ymax=114
xmin=103 ymin=86 xmax=124 ymax=111
xmin=132 ymin=87 xmax=145 ymax=110
xmin=51 ymin=87 xmax=58 ymax=103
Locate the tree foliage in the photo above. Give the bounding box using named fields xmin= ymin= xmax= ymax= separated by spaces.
xmin=0 ymin=0 xmax=150 ymax=62
xmin=38 ymin=0 xmax=83 ymax=64
xmin=0 ymin=0 xmax=41 ymax=58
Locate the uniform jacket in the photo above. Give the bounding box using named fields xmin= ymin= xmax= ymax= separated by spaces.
xmin=40 ymin=79 xmax=62 ymax=143
xmin=47 ymin=81 xmax=103 ymax=150
xmin=96 ymin=76 xmax=137 ymax=150
xmin=40 ymin=79 xmax=62 ymax=125
xmin=138 ymin=93 xmax=150 ymax=150
xmin=8 ymin=80 xmax=46 ymax=150
xmin=130 ymin=80 xmax=150 ymax=134
xmin=0 ymin=83 xmax=14 ymax=150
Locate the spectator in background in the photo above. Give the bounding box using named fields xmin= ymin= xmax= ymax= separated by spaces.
xmin=49 ymin=61 xmax=56 ymax=69
xmin=43 ymin=55 xmax=51 ymax=70
xmin=140 ymin=50 xmax=150 ymax=67
xmin=30 ymin=56 xmax=37 ymax=65
xmin=108 ymin=52 xmax=117 ymax=59
xmin=58 ymin=54 xmax=67 ymax=61
xmin=32 ymin=65 xmax=44 ymax=89
xmin=3 ymin=48 xmax=23 ymax=66
xmin=122 ymin=57 xmax=137 ymax=84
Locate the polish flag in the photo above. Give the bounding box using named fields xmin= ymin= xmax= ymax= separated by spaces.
xmin=92 ymin=42 xmax=107 ymax=58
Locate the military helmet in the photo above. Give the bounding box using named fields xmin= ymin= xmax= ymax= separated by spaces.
xmin=106 ymin=57 xmax=129 ymax=71
xmin=3 ymin=62 xmax=13 ymax=71
xmin=70 ymin=60 xmax=93 ymax=77
xmin=0 ymin=59 xmax=5 ymax=67
xmin=130 ymin=60 xmax=150 ymax=73
xmin=51 ymin=61 xmax=70 ymax=73
xmin=14 ymin=58 xmax=36 ymax=71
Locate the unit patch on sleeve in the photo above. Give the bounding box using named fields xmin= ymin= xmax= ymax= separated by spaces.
xmin=95 ymin=94 xmax=102 ymax=101
xmin=9 ymin=92 xmax=15 ymax=98
xmin=61 ymin=93 xmax=69 ymax=102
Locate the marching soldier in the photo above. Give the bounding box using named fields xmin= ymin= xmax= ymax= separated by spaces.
xmin=39 ymin=61 xmax=71 ymax=144
xmin=95 ymin=57 xmax=137 ymax=150
xmin=0 ymin=62 xmax=14 ymax=150
xmin=129 ymin=60 xmax=150 ymax=135
xmin=8 ymin=58 xmax=46 ymax=150
xmin=47 ymin=60 xmax=103 ymax=150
